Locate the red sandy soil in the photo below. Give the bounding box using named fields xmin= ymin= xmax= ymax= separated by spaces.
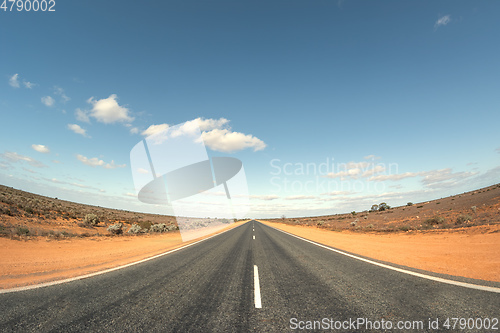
xmin=259 ymin=221 xmax=500 ymax=283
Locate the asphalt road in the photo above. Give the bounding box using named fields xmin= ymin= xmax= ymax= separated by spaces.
xmin=0 ymin=221 xmax=498 ymax=332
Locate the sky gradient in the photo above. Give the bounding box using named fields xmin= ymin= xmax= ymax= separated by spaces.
xmin=1 ymin=0 xmax=499 ymax=218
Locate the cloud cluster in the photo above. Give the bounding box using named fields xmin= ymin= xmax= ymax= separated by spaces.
xmin=369 ymin=167 xmax=477 ymax=190
xmin=76 ymin=154 xmax=126 ymax=169
xmin=141 ymin=117 xmax=266 ymax=153
xmin=0 ymin=151 xmax=47 ymax=168
xmin=324 ymin=161 xmax=386 ymax=180
xmin=54 ymin=86 xmax=70 ymax=103
xmin=8 ymin=73 xmax=35 ymax=89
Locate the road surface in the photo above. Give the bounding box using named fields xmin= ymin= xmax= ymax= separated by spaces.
xmin=0 ymin=221 xmax=498 ymax=332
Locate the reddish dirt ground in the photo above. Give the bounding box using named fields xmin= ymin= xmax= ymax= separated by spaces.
xmin=259 ymin=221 xmax=500 ymax=283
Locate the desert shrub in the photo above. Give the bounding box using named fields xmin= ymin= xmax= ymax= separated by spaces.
xmin=25 ymin=207 xmax=34 ymax=214
xmin=317 ymin=220 xmax=324 ymax=226
xmin=149 ymin=223 xmax=167 ymax=233
xmin=399 ymin=225 xmax=411 ymax=232
xmin=424 ymin=216 xmax=445 ymax=226
xmin=107 ymin=222 xmax=123 ymax=235
xmin=416 ymin=205 xmax=423 ymax=208
xmin=127 ymin=223 xmax=145 ymax=234
xmin=16 ymin=226 xmax=30 ymax=236
xmin=139 ymin=221 xmax=152 ymax=230
xmin=83 ymin=213 xmax=99 ymax=226
xmin=351 ymin=211 xmax=356 ymax=216
xmin=0 ymin=225 xmax=10 ymax=236
xmin=471 ymin=206 xmax=477 ymax=213
xmin=456 ymin=214 xmax=473 ymax=225
xmin=407 ymin=202 xmax=413 ymax=206
xmin=167 ymin=224 xmax=178 ymax=231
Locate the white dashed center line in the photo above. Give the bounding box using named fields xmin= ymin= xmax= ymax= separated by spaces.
xmin=254 ymin=265 xmax=262 ymax=308
xmin=253 ymin=235 xmax=255 ymax=240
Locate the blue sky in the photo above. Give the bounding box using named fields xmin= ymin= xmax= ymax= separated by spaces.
xmin=1 ymin=0 xmax=499 ymax=218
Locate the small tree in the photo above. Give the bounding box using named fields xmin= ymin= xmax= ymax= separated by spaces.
xmin=378 ymin=202 xmax=390 ymax=211
xmin=407 ymin=202 xmax=413 ymax=206
xmin=370 ymin=204 xmax=379 ymax=212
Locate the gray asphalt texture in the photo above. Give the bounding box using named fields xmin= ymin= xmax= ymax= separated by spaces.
xmin=0 ymin=221 xmax=498 ymax=332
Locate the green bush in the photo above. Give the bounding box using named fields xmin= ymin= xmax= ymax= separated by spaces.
xmin=407 ymin=202 xmax=413 ymax=206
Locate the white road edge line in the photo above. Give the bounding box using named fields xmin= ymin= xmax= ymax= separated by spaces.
xmin=0 ymin=222 xmax=249 ymax=295
xmin=254 ymin=265 xmax=262 ymax=308
xmin=253 ymin=235 xmax=255 ymax=240
xmin=265 ymin=223 xmax=500 ymax=294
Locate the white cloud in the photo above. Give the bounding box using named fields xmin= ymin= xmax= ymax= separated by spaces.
xmin=321 ymin=191 xmax=355 ymax=196
xmin=421 ymin=168 xmax=475 ymax=187
xmin=285 ymin=195 xmax=317 ymax=200
xmin=369 ymin=172 xmax=420 ymax=182
xmin=202 ymin=129 xmax=266 ymax=153
xmin=67 ymin=124 xmax=89 ymax=137
xmin=87 ymin=94 xmax=134 ymax=123
xmin=324 ymin=168 xmax=361 ymax=179
xmin=323 ymin=161 xmax=380 ymax=180
xmin=23 ymin=81 xmax=35 ymax=89
xmin=142 ymin=123 xmax=169 ymax=136
xmin=124 ymin=193 xmax=136 ymax=197
xmin=129 ymin=127 xmax=139 ymax=134
xmin=75 ymin=108 xmax=90 ymax=123
xmin=435 ymin=15 xmax=451 ymax=29
xmin=31 ymin=144 xmax=50 ymax=154
xmin=54 ymin=86 xmax=70 ymax=103
xmin=364 ymin=155 xmax=381 ymax=160
xmin=0 ymin=151 xmax=47 ymax=168
xmin=52 ymin=160 xmax=61 ymax=164
xmin=196 ymin=117 xmax=229 ymax=131
xmin=41 ymin=96 xmax=55 ymax=107
xmin=76 ymin=154 xmax=125 ymax=169
xmin=137 ymin=168 xmax=149 ymax=174
xmin=9 ymin=74 xmax=20 ymax=88
xmin=103 ymin=160 xmax=126 ymax=169
xmin=361 ymin=165 xmax=386 ymax=177
xmin=141 ymin=118 xmax=266 ymax=153
xmin=249 ymin=194 xmax=279 ymax=200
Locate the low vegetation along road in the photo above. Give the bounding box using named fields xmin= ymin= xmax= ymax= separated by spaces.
xmin=0 ymin=221 xmax=498 ymax=332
